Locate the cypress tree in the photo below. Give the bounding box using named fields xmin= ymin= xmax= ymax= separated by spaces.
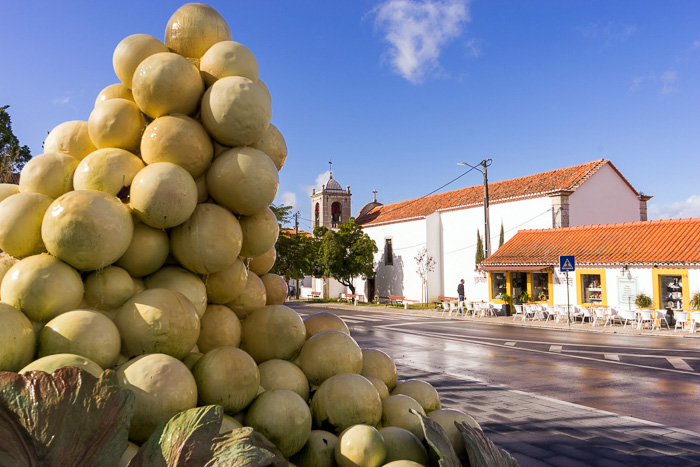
xmin=475 ymin=229 xmax=484 ymax=265
xmin=499 ymin=222 xmax=505 ymax=248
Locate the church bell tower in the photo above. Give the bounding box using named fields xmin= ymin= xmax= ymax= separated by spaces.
xmin=310 ymin=162 xmax=352 ymax=229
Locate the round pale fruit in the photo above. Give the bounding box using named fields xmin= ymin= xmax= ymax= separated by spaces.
xmin=220 ymin=414 xmax=243 ymax=433
xmin=88 ymin=98 xmax=145 ymax=151
xmin=83 ymin=266 xmax=136 ymax=311
xmin=200 ymin=76 xmax=271 ymax=147
xmin=116 ymin=222 xmax=169 ymax=277
xmin=129 ymin=162 xmax=197 ymax=229
xmin=381 ymin=395 xmax=425 ymax=441
xmin=114 ymin=288 xmax=200 ymax=359
xmin=192 ymin=346 xmax=259 ymax=414
xmin=204 ymin=258 xmax=247 ymax=304
xmin=303 ymin=312 xmax=350 ymax=339
xmin=200 ymin=40 xmax=259 ymax=85
xmin=311 ymin=373 xmax=383 ymax=433
xmin=392 ymin=380 xmax=441 ymax=413
xmin=239 ymin=207 xmax=280 ymax=258
xmin=73 ymin=148 xmax=145 ymax=196
xmin=367 ymin=376 xmax=390 ymax=400
xmin=379 ymin=427 xmax=428 ymax=465
xmin=206 ymin=147 xmax=278 ymax=216
xmin=19 ymin=152 xmax=77 ymax=199
xmin=113 ymin=33 xmax=168 ymax=88
xmin=42 ymin=190 xmax=134 ymax=271
xmin=39 ymin=309 xmax=121 ymax=369
xmin=226 ymin=273 xmax=266 ymax=319
xmin=245 ymin=389 xmax=312 ymax=457
xmin=0 ymin=253 xmax=19 ymax=297
xmin=170 ymin=203 xmax=242 ymax=274
xmin=21 ymin=353 xmax=102 ymax=378
xmin=290 ymin=430 xmax=339 ymax=467
xmin=1 ymin=254 xmax=83 ymax=322
xmin=383 ymin=460 xmax=426 ymax=467
xmin=140 ymin=114 xmax=213 ymax=179
xmin=247 ymin=246 xmax=276 ymax=276
xmin=335 ymin=424 xmax=386 ymax=467
xmin=132 ymin=52 xmax=204 ymax=118
xmin=117 ymin=353 xmax=197 ymax=443
xmin=144 ymin=266 xmax=207 ymax=318
xmin=251 ymin=124 xmax=287 ymax=171
xmin=196 ymin=304 xmax=241 ymax=353
xmin=241 ymin=305 xmax=306 ymax=364
xmin=299 ymin=330 xmax=363 ymax=386
xmin=0 ymin=183 xmax=19 ymax=202
xmin=261 ymin=274 xmax=287 ymax=306
xmin=165 ymin=3 xmax=231 ymax=59
xmin=0 ymin=302 xmax=35 ymax=372
xmin=428 ymin=408 xmax=481 ymax=463
xmin=43 ymin=121 xmax=96 ymax=161
xmin=94 ymin=83 xmax=134 ymax=106
xmin=0 ymin=192 xmax=52 ymax=258
xmin=194 ymin=175 xmax=208 ymax=203
xmin=182 ymin=351 xmax=203 ymax=370
xmin=258 ymin=359 xmax=310 ymax=401
xmin=361 ymin=349 xmax=398 ymax=392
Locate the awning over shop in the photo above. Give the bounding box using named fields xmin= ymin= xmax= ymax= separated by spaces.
xmin=479 ymin=265 xmax=551 ymax=272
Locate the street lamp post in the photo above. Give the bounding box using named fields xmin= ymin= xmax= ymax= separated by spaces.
xmin=457 ymin=159 xmax=492 ymax=258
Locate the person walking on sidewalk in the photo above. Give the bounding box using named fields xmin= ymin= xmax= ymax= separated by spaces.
xmin=457 ymin=279 xmax=466 ymax=314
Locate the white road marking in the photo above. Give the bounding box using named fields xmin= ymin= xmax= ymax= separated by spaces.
xmin=550 ymin=345 xmax=562 ymax=352
xmin=667 ymin=357 xmax=694 ymax=371
xmin=505 ymin=342 xmax=517 ymax=346
xmin=605 ymin=354 xmax=620 ymax=361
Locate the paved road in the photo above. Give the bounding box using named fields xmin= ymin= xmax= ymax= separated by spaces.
xmin=290 ymin=302 xmax=700 ymax=466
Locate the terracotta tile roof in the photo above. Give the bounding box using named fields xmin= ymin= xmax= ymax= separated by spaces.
xmin=356 ymin=159 xmax=634 ymax=227
xmin=480 ymin=218 xmax=700 ymax=267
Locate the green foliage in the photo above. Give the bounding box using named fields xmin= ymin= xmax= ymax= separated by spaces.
xmin=519 ymin=290 xmax=531 ymax=304
xmin=499 ymin=222 xmax=505 ymax=248
xmin=475 ymin=229 xmax=484 ymax=266
xmin=0 ymin=105 xmax=32 ymax=181
xmin=691 ymin=292 xmax=700 ymax=310
xmin=635 ymin=293 xmax=652 ymax=308
xmin=272 ymin=230 xmax=314 ymax=282
xmin=312 ymin=219 xmax=377 ymax=295
xmin=499 ymin=293 xmax=511 ymax=303
xmin=269 ymin=203 xmax=294 ymax=228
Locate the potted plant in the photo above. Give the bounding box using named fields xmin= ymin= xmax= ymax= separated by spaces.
xmin=691 ymin=292 xmax=700 ymax=310
xmin=635 ymin=293 xmax=652 ymax=309
xmin=499 ymin=293 xmax=511 ymax=316
xmin=519 ymin=290 xmax=531 ymax=304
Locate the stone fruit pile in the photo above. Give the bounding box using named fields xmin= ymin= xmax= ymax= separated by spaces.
xmin=0 ymin=4 xmax=488 ymax=466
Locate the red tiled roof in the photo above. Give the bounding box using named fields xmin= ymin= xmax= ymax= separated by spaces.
xmin=356 ymin=159 xmax=636 ymax=227
xmin=480 ymin=218 xmax=700 ymax=267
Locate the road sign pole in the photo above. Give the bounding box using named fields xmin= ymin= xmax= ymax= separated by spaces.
xmin=566 ymin=270 xmax=570 ymax=326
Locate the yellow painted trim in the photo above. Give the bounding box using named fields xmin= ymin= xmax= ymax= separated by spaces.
xmin=489 ymin=271 xmax=510 ymax=304
xmin=530 ymin=271 xmax=553 ymax=305
xmin=576 ymin=269 xmax=607 ymax=306
xmin=651 ymin=268 xmax=689 ymax=310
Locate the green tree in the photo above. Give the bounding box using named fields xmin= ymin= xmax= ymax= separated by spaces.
xmin=269 ymin=204 xmax=314 ymax=298
xmin=499 ymin=222 xmax=505 ymax=248
xmin=0 ymin=105 xmax=32 ymax=182
xmin=475 ymin=229 xmax=484 ymax=266
xmin=312 ymin=219 xmax=377 ymax=295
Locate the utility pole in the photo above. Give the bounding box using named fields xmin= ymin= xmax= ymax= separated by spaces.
xmin=481 ymin=159 xmax=491 ymax=258
xmin=294 ymin=212 xmax=300 ymax=300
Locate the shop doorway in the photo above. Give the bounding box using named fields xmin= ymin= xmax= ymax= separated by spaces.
xmin=511 ymin=272 xmax=527 ymax=304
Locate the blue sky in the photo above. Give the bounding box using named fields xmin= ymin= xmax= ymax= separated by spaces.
xmin=1 ymin=1 xmax=699 ymax=231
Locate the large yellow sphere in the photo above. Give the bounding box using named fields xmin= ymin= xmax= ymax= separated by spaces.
xmin=144 ymin=265 xmax=207 ymax=318
xmin=83 ymin=266 xmax=136 ymax=311
xmin=0 ymin=183 xmax=19 ymax=202
xmin=192 ymin=346 xmax=259 ymax=414
xmin=94 ymin=83 xmax=134 ymax=106
xmin=132 ymin=52 xmax=204 ymax=118
xmin=73 ymin=148 xmax=145 ymax=196
xmin=164 ymin=3 xmax=231 ymax=59
xmin=310 ymin=374 xmax=383 ymax=433
xmin=113 ymin=33 xmax=168 ymax=89
xmin=381 ymin=395 xmax=425 ymax=441
xmin=43 ymin=121 xmax=96 ymax=161
xmin=141 ymin=114 xmax=213 ymax=179
xmin=129 ymin=162 xmax=197 ymax=229
xmin=170 ymin=203 xmax=243 ymax=274
xmin=0 ymin=302 xmax=36 ymax=372
xmin=247 ymin=246 xmax=276 ymax=275
xmin=1 ymin=253 xmax=83 ymax=322
xmin=335 ymin=424 xmax=386 ymax=467
xmin=38 ymin=309 xmax=121 ymax=369
xmin=299 ymin=330 xmax=363 ymax=386
xmin=240 ymin=305 xmax=306 ymax=364
xmin=258 ymin=359 xmax=310 ymax=401
xmin=197 ymin=304 xmax=241 ymax=353
xmin=42 ymin=190 xmax=134 ymax=271
xmin=88 ymin=98 xmax=145 ymax=151
xmin=427 ymin=408 xmax=481 ymax=464
xmin=391 ymin=380 xmax=441 ymax=413
xmin=21 ymin=353 xmax=103 ymax=378
xmin=199 ymin=40 xmax=259 ymax=86
xmin=290 ymin=430 xmax=339 ymax=467
xmin=116 ymin=221 xmax=170 ymax=277
xmin=114 ymin=288 xmax=200 ymax=359
xmin=0 ymin=192 xmax=53 ymax=258
xmin=378 ymin=427 xmax=429 ymax=465
xmin=200 ymin=76 xmax=271 ymax=147
xmin=206 ymin=147 xmax=278 ymax=216
xmin=239 ymin=207 xmax=280 ymax=258
xmin=19 ymin=152 xmax=77 ymax=199
xmin=204 ymin=258 xmax=247 ymax=304
xmin=361 ymin=349 xmax=398 ymax=391
xmin=261 ymin=273 xmax=287 ymax=305
xmin=117 ymin=353 xmax=197 ymax=443
xmin=251 ymin=123 xmax=288 ymax=171
xmin=225 ymin=272 xmax=266 ymax=319
xmin=303 ymin=312 xmax=350 ymax=339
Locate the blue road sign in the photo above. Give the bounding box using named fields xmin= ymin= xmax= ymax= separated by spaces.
xmin=559 ymin=255 xmax=575 ymax=272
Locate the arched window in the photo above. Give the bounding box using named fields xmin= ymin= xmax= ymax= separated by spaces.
xmin=314 ymin=203 xmax=320 ymax=227
xmin=331 ymin=202 xmax=342 ymax=228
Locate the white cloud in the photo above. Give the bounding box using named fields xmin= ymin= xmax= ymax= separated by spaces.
xmin=648 ymin=195 xmax=700 ymax=220
xmin=52 ymin=94 xmax=71 ymax=105
xmin=277 ymin=191 xmax=300 ymax=211
xmin=303 ymin=170 xmax=331 ymax=196
xmin=575 ymin=21 xmax=637 ymax=46
xmin=372 ymin=0 xmax=470 ymax=84
xmin=628 ymin=69 xmax=677 ymax=95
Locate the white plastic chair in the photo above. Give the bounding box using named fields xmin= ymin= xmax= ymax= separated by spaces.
xmin=579 ymin=307 xmax=592 ymax=325
xmin=675 ymin=311 xmax=690 ymax=332
xmin=690 ymin=312 xmax=700 ymax=333
xmin=616 ymin=309 xmax=638 ymax=328
xmin=654 ymin=310 xmax=670 ymax=329
xmin=590 ymin=307 xmax=607 ymax=326
xmin=544 ymin=306 xmax=556 ymax=322
xmin=603 ymin=307 xmax=620 ymax=327
xmin=637 ymin=310 xmax=654 ymax=330
xmin=512 ymin=304 xmax=524 ymax=320
xmin=522 ymin=304 xmax=536 ymax=320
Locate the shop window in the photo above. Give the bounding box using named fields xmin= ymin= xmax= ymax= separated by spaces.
xmin=511 ymin=272 xmax=527 ymax=303
xmin=384 ymin=239 xmax=393 ymax=266
xmin=532 ymin=272 xmax=549 ymax=302
xmin=659 ymin=275 xmax=683 ymax=311
xmin=491 ymin=272 xmax=507 ymax=300
xmin=581 ymin=273 xmax=602 ymax=305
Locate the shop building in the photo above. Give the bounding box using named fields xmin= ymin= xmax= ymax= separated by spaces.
xmin=479 ymin=218 xmax=700 ymax=311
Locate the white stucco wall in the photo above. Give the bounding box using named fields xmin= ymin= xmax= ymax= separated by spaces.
xmin=569 ymin=164 xmax=641 ymax=226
